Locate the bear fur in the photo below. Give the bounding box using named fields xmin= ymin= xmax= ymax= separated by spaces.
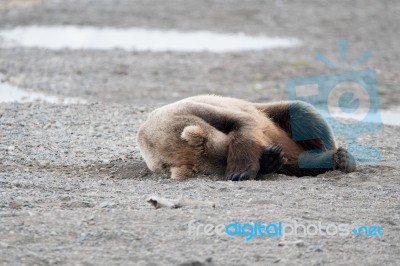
xmin=137 ymin=95 xmax=355 ymax=181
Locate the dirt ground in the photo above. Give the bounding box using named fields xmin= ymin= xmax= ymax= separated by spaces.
xmin=0 ymin=1 xmax=399 ymax=265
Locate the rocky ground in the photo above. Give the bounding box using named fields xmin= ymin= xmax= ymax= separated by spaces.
xmin=0 ymin=0 xmax=399 ymax=265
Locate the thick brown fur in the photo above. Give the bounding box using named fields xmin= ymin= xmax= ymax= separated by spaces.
xmin=137 ymin=95 xmax=356 ymax=181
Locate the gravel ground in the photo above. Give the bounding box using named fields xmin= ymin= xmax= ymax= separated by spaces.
xmin=0 ymin=0 xmax=400 ymax=265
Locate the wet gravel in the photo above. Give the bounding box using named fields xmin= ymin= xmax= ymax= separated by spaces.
xmin=1 ymin=0 xmax=400 ymax=265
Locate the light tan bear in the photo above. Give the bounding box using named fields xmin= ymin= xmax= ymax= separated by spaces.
xmin=137 ymin=95 xmax=355 ymax=181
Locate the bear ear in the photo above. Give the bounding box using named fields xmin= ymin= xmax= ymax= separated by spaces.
xmin=181 ymin=125 xmax=207 ymax=147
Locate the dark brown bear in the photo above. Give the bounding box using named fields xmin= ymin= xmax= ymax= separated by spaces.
xmin=137 ymin=95 xmax=355 ymax=181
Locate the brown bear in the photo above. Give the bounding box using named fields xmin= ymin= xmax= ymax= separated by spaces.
xmin=137 ymin=95 xmax=355 ymax=181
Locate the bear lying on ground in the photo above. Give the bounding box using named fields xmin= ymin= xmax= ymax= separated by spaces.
xmin=137 ymin=95 xmax=356 ymax=181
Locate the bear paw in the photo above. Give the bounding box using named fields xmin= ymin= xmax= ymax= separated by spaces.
xmin=334 ymin=147 xmax=356 ymax=173
xmin=259 ymin=145 xmax=287 ymax=174
xmin=225 ymin=168 xmax=259 ymax=181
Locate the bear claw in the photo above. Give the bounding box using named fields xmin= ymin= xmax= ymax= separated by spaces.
xmin=334 ymin=147 xmax=356 ymax=173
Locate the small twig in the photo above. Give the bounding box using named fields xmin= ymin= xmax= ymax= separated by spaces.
xmin=146 ymin=195 xmax=215 ymax=209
